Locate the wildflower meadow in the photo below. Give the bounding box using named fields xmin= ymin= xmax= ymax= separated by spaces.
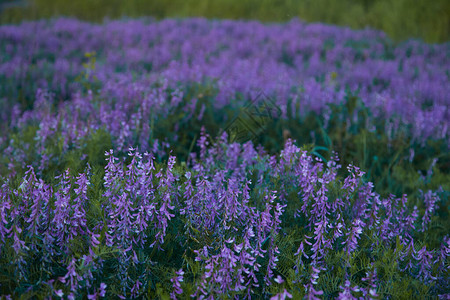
xmin=0 ymin=17 xmax=449 ymax=299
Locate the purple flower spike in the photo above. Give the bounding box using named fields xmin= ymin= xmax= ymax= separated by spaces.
xmin=343 ymin=218 xmax=365 ymax=255
xmin=420 ymin=190 xmax=439 ymax=232
xmin=304 ymin=266 xmax=324 ymax=300
xmin=170 ymin=269 xmax=184 ymax=299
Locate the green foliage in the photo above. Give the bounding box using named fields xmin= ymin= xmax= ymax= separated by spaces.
xmin=1 ymin=0 xmax=449 ymax=43
xmin=0 ymin=125 xmax=113 ymax=183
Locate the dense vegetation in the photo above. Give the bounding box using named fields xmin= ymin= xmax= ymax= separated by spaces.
xmin=0 ymin=18 xmax=448 ymax=298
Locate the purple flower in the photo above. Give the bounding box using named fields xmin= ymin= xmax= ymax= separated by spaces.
xmin=270 ymin=289 xmax=292 ymax=300
xmin=55 ymin=289 xmax=64 ymax=297
xmin=59 ymin=257 xmax=82 ymax=292
xmin=420 ymin=190 xmax=439 ymax=232
xmin=342 ymin=218 xmax=365 ymax=255
xmin=11 ymin=225 xmax=28 ymax=253
xmin=87 ymin=283 xmax=107 ymax=299
xmin=311 ymin=219 xmax=332 ymax=261
xmin=304 ymin=266 xmax=324 ymax=300
xmin=412 ymin=246 xmax=436 ymax=282
xmin=361 ymin=267 xmax=379 ymax=299
xmin=0 ymin=194 xmax=11 ymax=245
xmin=52 ymin=169 xmax=74 ymax=250
xmin=130 ymin=280 xmax=142 ymax=298
xmin=170 ymin=269 xmax=184 ymax=299
xmin=337 ymin=280 xmax=360 ymax=300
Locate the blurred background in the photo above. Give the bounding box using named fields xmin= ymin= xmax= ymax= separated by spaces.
xmin=0 ymin=0 xmax=449 ymax=43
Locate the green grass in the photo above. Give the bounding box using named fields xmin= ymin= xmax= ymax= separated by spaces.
xmin=1 ymin=0 xmax=449 ymax=43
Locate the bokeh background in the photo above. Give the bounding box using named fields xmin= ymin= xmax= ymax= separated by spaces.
xmin=0 ymin=0 xmax=449 ymax=43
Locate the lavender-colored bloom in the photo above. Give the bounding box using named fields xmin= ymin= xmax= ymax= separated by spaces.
xmin=304 ymin=283 xmax=323 ymax=300
xmin=303 ymin=266 xmax=324 ymax=300
xmin=412 ymin=246 xmax=437 ymax=282
xmin=399 ymin=238 xmax=417 ymax=273
xmin=270 ymin=289 xmax=292 ymax=300
xmin=130 ymin=280 xmax=142 ymax=298
xmin=0 ymin=196 xmax=11 ymax=246
xmin=59 ymin=257 xmax=82 ymax=293
xmin=420 ymin=190 xmax=439 ymax=232
xmin=294 ymin=241 xmax=309 ymax=260
xmin=51 ymin=169 xmax=76 ymax=250
xmin=55 ymin=289 xmax=64 ymax=297
xmin=170 ymin=269 xmax=184 ymax=299
xmin=87 ymin=283 xmax=107 ymax=299
xmin=361 ymin=267 xmax=379 ymax=299
xmin=342 ymin=165 xmax=365 ymax=195
xmin=72 ymin=172 xmax=89 ymax=232
xmin=435 ymin=236 xmax=450 ymax=267
xmin=10 ymin=225 xmax=27 ymax=253
xmin=337 ymin=280 xmax=360 ymax=300
xmin=311 ymin=219 xmax=332 ymax=261
xmin=342 ymin=218 xmax=364 ymax=255
xmin=20 ymin=167 xmax=51 ymax=244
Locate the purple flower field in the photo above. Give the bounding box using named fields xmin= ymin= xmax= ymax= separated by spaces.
xmin=0 ymin=18 xmax=449 ymax=299
xmin=1 ymin=18 xmax=449 ymax=147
